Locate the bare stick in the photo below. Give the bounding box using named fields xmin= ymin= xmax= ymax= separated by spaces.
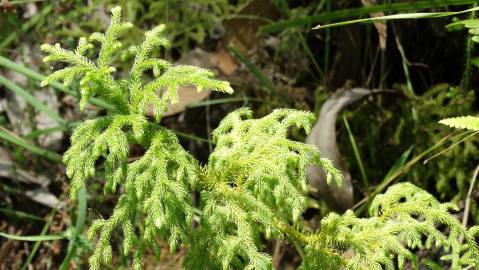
xmin=459 ymin=163 xmax=479 ymax=244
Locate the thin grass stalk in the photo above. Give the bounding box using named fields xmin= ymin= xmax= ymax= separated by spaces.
xmin=343 ymin=115 xmax=369 ymax=192
xmin=261 ymin=0 xmax=479 ymax=34
xmin=463 ymin=4 xmax=477 ymax=91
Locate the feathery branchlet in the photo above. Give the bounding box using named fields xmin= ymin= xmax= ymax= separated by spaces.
xmin=41 ymin=6 xmax=230 ymax=270
xmin=440 ymin=115 xmax=479 ymax=131
xmin=301 ymin=183 xmax=479 ymax=269
xmin=185 ymin=108 xmax=343 ymax=269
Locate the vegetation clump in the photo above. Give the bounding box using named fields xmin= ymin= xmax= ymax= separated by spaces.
xmin=41 ymin=7 xmax=479 ymax=270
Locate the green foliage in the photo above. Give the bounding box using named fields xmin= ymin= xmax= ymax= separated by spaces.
xmin=340 ymin=84 xmax=479 ymax=221
xmin=405 ymin=86 xmax=479 ymax=203
xmin=42 ymin=0 xmax=245 ymax=52
xmin=42 ymin=7 xmax=479 ymax=270
xmin=302 ymin=183 xmax=479 ymax=269
xmin=41 ymin=6 xmax=231 ymax=198
xmin=446 ymin=7 xmax=478 ymax=90
xmin=440 ymin=116 xmax=479 ymax=131
xmin=116 ymin=0 xmax=244 ymax=50
xmin=447 ymin=18 xmax=479 ymax=44
xmin=41 ymin=7 xmax=230 ymax=269
xmin=186 ymin=107 xmax=341 ymax=269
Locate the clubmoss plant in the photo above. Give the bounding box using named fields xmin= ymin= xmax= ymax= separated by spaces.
xmin=42 ymin=7 xmax=479 ymax=270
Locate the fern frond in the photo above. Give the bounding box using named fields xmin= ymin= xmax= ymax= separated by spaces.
xmin=440 ymin=116 xmax=479 ymax=131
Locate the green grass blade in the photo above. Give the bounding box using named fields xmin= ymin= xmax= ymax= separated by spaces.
xmin=260 ymin=0 xmax=479 ymax=34
xmin=315 ymin=6 xmax=479 ymax=30
xmin=24 ymin=125 xmax=73 ymax=140
xmin=0 ymin=232 xmax=65 ymax=241
xmin=343 ymin=115 xmax=369 ymax=191
xmin=10 ymin=0 xmax=46 ymax=4
xmin=59 ymin=186 xmax=86 ymax=270
xmin=463 ymin=4 xmax=477 ymax=92
xmin=0 ymin=74 xmax=66 ymax=125
xmin=174 ymin=130 xmax=210 ymax=144
xmin=21 ymin=208 xmax=58 ymax=270
xmin=0 ymin=207 xmax=44 ymax=222
xmin=75 ymin=187 xmax=87 ymax=235
xmin=382 ymin=146 xmax=414 ymax=182
xmin=422 ymin=259 xmax=444 ymax=270
xmin=0 ymin=127 xmax=62 ymax=162
xmin=188 ymin=97 xmax=261 ymax=108
xmin=323 ymin=0 xmax=332 ymax=75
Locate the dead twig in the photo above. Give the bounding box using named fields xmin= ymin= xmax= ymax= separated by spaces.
xmin=459 ymin=163 xmax=479 ymax=244
xmin=272 ymin=239 xmax=282 ymax=269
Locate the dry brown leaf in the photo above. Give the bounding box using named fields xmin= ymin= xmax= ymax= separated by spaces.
xmin=362 ymin=0 xmax=387 ymax=50
xmin=215 ymin=48 xmax=238 ymax=76
xmin=220 ymin=0 xmax=279 ymax=53
xmin=163 ymin=86 xmax=212 ymax=117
